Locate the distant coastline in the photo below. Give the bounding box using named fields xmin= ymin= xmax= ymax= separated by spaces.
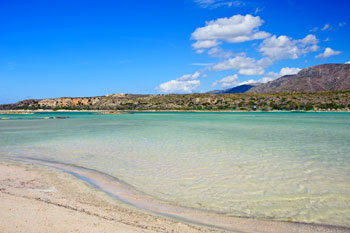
xmin=1 ymin=108 xmax=350 ymax=117
xmin=1 ymin=108 xmax=350 ymax=116
xmin=1 ymin=90 xmax=350 ymax=113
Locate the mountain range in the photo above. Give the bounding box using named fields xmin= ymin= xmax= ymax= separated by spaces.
xmin=212 ymin=64 xmax=350 ymax=94
xmin=1 ymin=63 xmax=350 ymax=111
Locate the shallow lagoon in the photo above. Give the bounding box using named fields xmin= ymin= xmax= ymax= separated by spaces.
xmin=1 ymin=112 xmax=349 ymax=227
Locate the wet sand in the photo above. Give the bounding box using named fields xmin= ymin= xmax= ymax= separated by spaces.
xmin=0 ymin=159 xmax=348 ymax=233
xmin=0 ymin=160 xmax=220 ymax=233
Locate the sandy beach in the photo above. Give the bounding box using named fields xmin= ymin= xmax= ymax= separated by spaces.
xmin=1 ymin=159 xmax=349 ymax=233
xmin=0 ymin=160 xmax=220 ymax=233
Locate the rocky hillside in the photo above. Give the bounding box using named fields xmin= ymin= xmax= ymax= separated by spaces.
xmin=248 ymin=64 xmax=350 ymax=93
xmin=1 ymin=91 xmax=350 ymax=111
xmin=1 ymin=64 xmax=350 ymax=111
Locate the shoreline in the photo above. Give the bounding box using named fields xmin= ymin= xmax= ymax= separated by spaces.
xmin=1 ymin=156 xmax=349 ymax=233
xmin=0 ymin=109 xmax=350 ymax=115
xmin=0 ymin=158 xmax=221 ymax=233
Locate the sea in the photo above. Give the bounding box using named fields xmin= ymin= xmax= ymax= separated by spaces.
xmin=0 ymin=112 xmax=349 ymax=227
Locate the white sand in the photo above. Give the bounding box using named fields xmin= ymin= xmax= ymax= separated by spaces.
xmin=0 ymin=160 xmax=220 ymax=233
xmin=0 ymin=160 xmax=348 ymax=233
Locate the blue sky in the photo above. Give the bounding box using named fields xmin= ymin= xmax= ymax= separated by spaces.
xmin=1 ymin=0 xmax=349 ymax=104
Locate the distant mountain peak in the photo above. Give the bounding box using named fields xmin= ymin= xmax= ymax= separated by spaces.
xmin=208 ymin=84 xmax=260 ymax=94
xmin=247 ymin=63 xmax=350 ymax=93
xmin=208 ymin=64 xmax=350 ymax=94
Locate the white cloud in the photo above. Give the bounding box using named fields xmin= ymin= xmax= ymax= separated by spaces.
xmin=258 ymin=77 xmax=274 ymax=83
xmin=238 ymin=77 xmax=273 ymax=85
xmin=279 ymin=67 xmax=301 ymax=76
xmin=299 ymin=34 xmax=319 ymax=45
xmin=309 ymin=27 xmax=319 ymax=32
xmin=263 ymin=72 xmax=279 ymax=79
xmin=257 ymin=57 xmax=273 ymax=67
xmin=237 ymin=76 xmax=273 ymax=86
xmin=191 ymin=62 xmax=214 ymax=66
xmin=177 ymin=71 xmax=201 ymax=81
xmin=345 ymin=61 xmax=350 ymax=64
xmin=157 ymin=71 xmax=203 ymax=93
xmin=192 ymin=40 xmax=220 ymax=49
xmin=194 ymin=0 xmax=243 ymax=8
xmin=207 ymin=47 xmax=233 ymax=58
xmin=212 ymin=74 xmax=239 ymax=88
xmin=212 ymin=66 xmax=301 ymax=88
xmin=191 ymin=14 xmax=270 ymax=52
xmin=259 ymin=34 xmax=319 ymax=60
xmin=238 ymin=79 xmax=254 ymax=85
xmin=211 ymin=55 xmax=267 ymax=75
xmin=157 ymin=80 xmax=200 ymax=93
xmin=239 ymin=67 xmax=265 ymax=75
xmin=237 ymin=79 xmax=258 ymax=85
xmin=321 ymin=24 xmax=331 ymax=31
xmin=311 ymin=22 xmax=346 ymax=33
xmin=315 ymin=47 xmax=342 ymax=59
xmin=254 ymin=7 xmax=263 ymax=14
xmin=252 ymin=67 xmax=301 ymax=84
xmin=211 ymin=56 xmax=253 ymax=70
xmin=195 ymin=49 xmax=205 ymax=54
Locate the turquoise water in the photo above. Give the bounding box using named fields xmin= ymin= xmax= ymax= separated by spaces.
xmin=1 ymin=112 xmax=350 ymax=227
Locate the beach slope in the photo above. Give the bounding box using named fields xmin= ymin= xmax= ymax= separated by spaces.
xmin=0 ymin=160 xmax=219 ymax=233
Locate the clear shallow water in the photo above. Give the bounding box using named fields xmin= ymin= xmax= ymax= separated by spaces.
xmin=1 ymin=112 xmax=350 ymax=227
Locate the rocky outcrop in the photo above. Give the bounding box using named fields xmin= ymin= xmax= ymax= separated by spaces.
xmin=248 ymin=64 xmax=350 ymax=93
xmin=1 ymin=91 xmax=350 ymax=111
xmin=0 ymin=99 xmax=40 ymax=110
xmin=38 ymin=97 xmax=103 ymax=108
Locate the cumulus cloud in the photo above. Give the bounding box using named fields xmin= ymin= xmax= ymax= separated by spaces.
xmin=212 ymin=66 xmax=302 ymax=89
xmin=239 ymin=67 xmax=264 ymax=76
xmin=191 ymin=14 xmax=270 ymax=52
xmin=207 ymin=47 xmax=233 ymax=58
xmin=279 ymin=67 xmax=302 ymax=76
xmin=259 ymin=34 xmax=319 ymax=60
xmin=258 ymin=77 xmax=274 ymax=83
xmin=254 ymin=67 xmax=301 ymax=84
xmin=315 ymin=47 xmax=342 ymax=59
xmin=157 ymin=80 xmax=200 ymax=93
xmin=192 ymin=40 xmax=220 ymax=50
xmin=177 ymin=71 xmax=201 ymax=81
xmin=346 ymin=61 xmax=350 ymax=64
xmin=237 ymin=79 xmax=256 ymax=85
xmin=211 ymin=55 xmax=269 ymax=75
xmin=157 ymin=71 xmax=203 ymax=93
xmin=237 ymin=76 xmax=274 ymax=85
xmin=237 ymin=76 xmax=274 ymax=86
xmin=212 ymin=74 xmax=239 ymax=88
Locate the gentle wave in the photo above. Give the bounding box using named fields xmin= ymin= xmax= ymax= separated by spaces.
xmin=2 ymin=156 xmax=349 ymax=233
